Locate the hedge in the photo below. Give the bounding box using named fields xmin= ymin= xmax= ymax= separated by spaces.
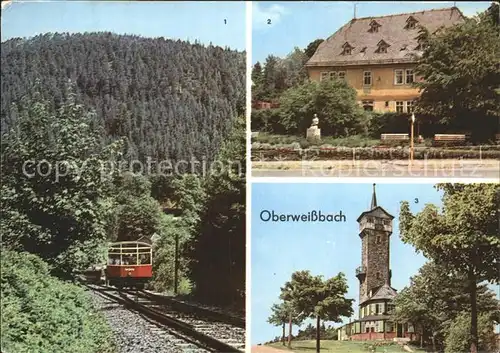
xmin=251 ymin=145 xmax=500 ymax=161
xmin=1 ymin=250 xmax=115 ymax=353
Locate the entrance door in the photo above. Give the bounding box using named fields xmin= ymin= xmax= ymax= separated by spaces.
xmin=397 ymin=323 xmax=403 ymax=337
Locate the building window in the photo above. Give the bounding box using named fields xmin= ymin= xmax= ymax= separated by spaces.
xmin=320 ymin=72 xmax=328 ymax=81
xmin=396 ymin=101 xmax=404 ymax=113
xmin=375 ymin=304 xmax=380 ymax=314
xmin=337 ymin=71 xmax=346 ymax=80
xmin=406 ymin=16 xmax=418 ymax=30
xmin=362 ymin=100 xmax=374 ymax=111
xmin=376 ymin=236 xmax=381 ymax=244
xmin=407 ymin=100 xmax=415 ymax=113
xmin=369 ymin=20 xmax=381 ymax=33
xmin=406 ymin=69 xmax=414 ymax=84
xmin=394 ymin=69 xmax=404 ymax=85
xmin=385 ymin=101 xmax=389 ymax=108
xmin=363 ymin=71 xmax=372 ymax=86
xmin=376 ymin=40 xmax=390 ymax=54
xmin=342 ymin=42 xmax=353 ymax=55
xmin=383 ymin=219 xmax=391 ymax=225
xmin=376 ymin=272 xmax=381 ymax=279
xmin=329 ymin=71 xmax=337 ymax=80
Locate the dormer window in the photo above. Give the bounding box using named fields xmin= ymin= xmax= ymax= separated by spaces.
xmin=405 ymin=16 xmax=418 ymax=30
xmin=415 ymin=39 xmax=427 ymax=51
xmin=376 ymin=40 xmax=390 ymax=54
xmin=368 ymin=20 xmax=381 ymax=33
xmin=342 ymin=42 xmax=353 ymax=55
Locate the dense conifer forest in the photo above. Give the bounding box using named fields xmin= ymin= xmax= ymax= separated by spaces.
xmin=1 ymin=32 xmax=246 ymax=164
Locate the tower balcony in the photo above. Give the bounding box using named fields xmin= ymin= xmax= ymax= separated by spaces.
xmin=359 ymin=219 xmax=392 ymax=234
xmin=356 ymin=266 xmax=366 ymax=279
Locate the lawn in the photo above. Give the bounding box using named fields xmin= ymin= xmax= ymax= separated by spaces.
xmin=267 ymin=340 xmax=419 ymax=353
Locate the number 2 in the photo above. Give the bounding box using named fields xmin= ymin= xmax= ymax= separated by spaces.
xmin=267 ymin=19 xmax=271 ymax=25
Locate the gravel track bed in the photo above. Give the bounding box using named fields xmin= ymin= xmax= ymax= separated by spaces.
xmin=89 ymin=290 xmax=210 ymax=353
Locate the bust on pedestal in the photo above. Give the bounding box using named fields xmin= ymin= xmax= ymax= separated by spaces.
xmin=306 ymin=114 xmax=321 ymax=142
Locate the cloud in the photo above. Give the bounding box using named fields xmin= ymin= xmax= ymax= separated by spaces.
xmin=253 ymin=2 xmax=288 ymax=30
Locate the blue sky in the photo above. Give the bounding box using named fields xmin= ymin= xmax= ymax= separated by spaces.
xmin=252 ymin=1 xmax=493 ymax=63
xmin=251 ymin=183 xmax=445 ymax=344
xmin=1 ymin=1 xmax=246 ymax=50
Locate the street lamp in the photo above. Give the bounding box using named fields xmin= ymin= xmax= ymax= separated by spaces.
xmin=410 ymin=113 xmax=415 ymax=164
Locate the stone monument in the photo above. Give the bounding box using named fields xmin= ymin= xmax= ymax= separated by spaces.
xmin=306 ymin=114 xmax=321 ymax=141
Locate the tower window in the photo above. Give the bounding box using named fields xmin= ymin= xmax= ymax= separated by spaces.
xmin=376 ymin=272 xmax=381 ymax=279
xmin=376 ymin=236 xmax=381 ymax=244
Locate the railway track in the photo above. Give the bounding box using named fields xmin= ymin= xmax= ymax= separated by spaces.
xmin=86 ymin=284 xmax=245 ymax=353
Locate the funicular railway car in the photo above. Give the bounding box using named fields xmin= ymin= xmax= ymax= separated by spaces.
xmin=105 ymin=241 xmax=153 ymax=289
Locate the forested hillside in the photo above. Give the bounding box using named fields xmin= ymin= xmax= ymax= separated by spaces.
xmin=1 ymin=32 xmax=245 ymax=164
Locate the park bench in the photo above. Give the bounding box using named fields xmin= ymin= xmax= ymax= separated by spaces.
xmin=380 ymin=133 xmax=409 ymax=146
xmin=380 ymin=133 xmax=409 ymax=141
xmin=433 ymin=134 xmax=466 ymax=146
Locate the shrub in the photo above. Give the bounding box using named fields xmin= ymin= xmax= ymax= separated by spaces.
xmin=251 ymin=145 xmax=500 ymax=161
xmin=444 ymin=312 xmax=497 ymax=353
xmin=1 ymin=249 xmax=115 ymax=353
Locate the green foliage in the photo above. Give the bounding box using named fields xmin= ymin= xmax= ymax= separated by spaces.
xmin=444 ymin=312 xmax=497 ymax=353
xmin=1 ymin=250 xmax=115 ymax=353
xmin=280 ymin=270 xmax=354 ymax=349
xmin=399 ymin=183 xmax=500 ymax=352
xmin=278 ymin=79 xmax=365 ymax=136
xmin=188 ymin=115 xmax=245 ymax=306
xmin=304 ymin=39 xmax=324 ymax=59
xmin=399 ymin=184 xmax=500 ymax=280
xmin=251 ymin=109 xmax=287 ymax=134
xmin=252 ymin=48 xmax=308 ymax=101
xmin=1 ymin=89 xmax=121 ymax=276
xmin=268 ymin=301 xmax=304 ymax=327
xmin=392 ymin=261 xmax=499 ymax=350
xmin=1 ymin=32 xmax=245 ymax=165
xmin=414 ymin=6 xmax=500 ymax=141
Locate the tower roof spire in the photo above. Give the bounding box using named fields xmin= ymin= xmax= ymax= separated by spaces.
xmin=371 ymin=183 xmax=377 ymax=209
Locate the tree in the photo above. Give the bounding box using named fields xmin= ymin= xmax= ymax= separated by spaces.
xmin=280 ymin=271 xmax=354 ymax=352
xmin=399 ymin=183 xmax=500 ymax=353
xmin=392 ymin=261 xmax=499 ymax=350
xmin=1 ymin=89 xmax=122 ymax=276
xmin=444 ymin=312 xmax=498 ymax=353
xmin=279 ymin=79 xmax=365 ymax=136
xmin=252 ymin=62 xmax=265 ymax=101
xmin=267 ymin=301 xmax=303 ymax=346
xmin=304 ymin=39 xmax=324 ymax=59
xmin=414 ymin=5 xmax=500 ymax=141
xmin=187 ymin=115 xmax=245 ymax=306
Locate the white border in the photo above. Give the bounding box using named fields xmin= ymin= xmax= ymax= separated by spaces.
xmin=245 ymin=1 xmax=252 ymax=352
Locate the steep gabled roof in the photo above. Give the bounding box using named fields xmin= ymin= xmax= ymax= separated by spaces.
xmin=306 ymin=7 xmax=464 ymax=67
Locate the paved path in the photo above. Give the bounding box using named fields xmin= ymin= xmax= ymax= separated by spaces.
xmin=252 ymin=159 xmax=500 ymax=178
xmin=251 ymin=345 xmax=290 ymax=353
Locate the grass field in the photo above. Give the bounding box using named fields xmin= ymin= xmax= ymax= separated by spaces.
xmin=267 ymin=340 xmax=422 ymax=353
